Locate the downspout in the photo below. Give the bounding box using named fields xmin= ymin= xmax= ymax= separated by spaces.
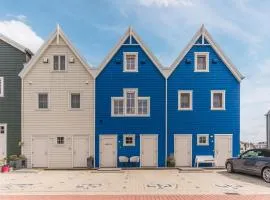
xmin=165 ymin=78 xmax=168 ymax=166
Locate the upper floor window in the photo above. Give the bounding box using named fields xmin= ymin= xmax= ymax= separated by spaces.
xmin=112 ymin=89 xmax=150 ymax=117
xmin=0 ymin=77 xmax=4 ymax=97
xmin=194 ymin=52 xmax=209 ymax=72
xmin=38 ymin=93 xmax=48 ymax=109
xmin=53 ymin=55 xmax=66 ymax=71
xmin=178 ymin=90 xmax=193 ymax=110
xmin=124 ymin=52 xmax=138 ymax=72
xmin=70 ymin=93 xmax=80 ymax=109
xmin=211 ymin=90 xmax=225 ymax=110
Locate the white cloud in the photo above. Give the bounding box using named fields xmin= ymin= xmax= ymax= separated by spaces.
xmin=0 ymin=19 xmax=43 ymax=53
xmin=138 ymin=0 xmax=194 ymax=7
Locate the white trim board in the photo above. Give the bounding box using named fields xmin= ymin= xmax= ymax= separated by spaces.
xmin=168 ymin=25 xmax=244 ymax=82
xmin=0 ymin=34 xmax=32 ymax=54
xmin=19 ymin=25 xmax=93 ymax=78
xmin=95 ymin=26 xmax=166 ymax=78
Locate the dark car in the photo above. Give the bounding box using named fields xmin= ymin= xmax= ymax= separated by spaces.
xmin=225 ymin=148 xmax=270 ymax=183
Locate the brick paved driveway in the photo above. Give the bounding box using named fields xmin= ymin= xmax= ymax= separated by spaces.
xmin=0 ymin=169 xmax=269 ymax=196
xmin=1 ymin=195 xmax=270 ymax=200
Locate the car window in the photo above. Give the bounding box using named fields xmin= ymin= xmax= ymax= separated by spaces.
xmin=262 ymin=150 xmax=270 ymax=157
xmin=241 ymin=150 xmax=263 ymax=158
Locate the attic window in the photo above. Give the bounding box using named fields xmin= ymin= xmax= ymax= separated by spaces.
xmin=53 ymin=55 xmax=66 ymax=71
xmin=124 ymin=52 xmax=138 ymax=72
xmin=194 ymin=52 xmax=209 ymax=72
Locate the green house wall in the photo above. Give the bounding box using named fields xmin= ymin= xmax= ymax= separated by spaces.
xmin=0 ymin=39 xmax=27 ymax=157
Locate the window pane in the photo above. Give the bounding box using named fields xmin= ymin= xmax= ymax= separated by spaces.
xmin=53 ymin=56 xmax=59 ymax=70
xmin=181 ymin=93 xmax=190 ymax=108
xmin=126 ymin=91 xmax=136 ymax=114
xmin=213 ymin=93 xmax=223 ymax=108
xmin=138 ymin=99 xmax=148 ymax=115
xmin=71 ymin=93 xmax=80 ymax=108
xmin=197 ymin=55 xmax=206 ymax=70
xmin=60 ymin=56 xmax=66 ymax=70
xmin=38 ymin=93 xmax=48 ymax=109
xmin=0 ymin=126 xmax=5 ymax=134
xmin=113 ymin=99 xmax=124 ymax=115
xmin=57 ymin=137 xmax=64 ymax=144
xmin=126 ymin=55 xmax=136 ymax=71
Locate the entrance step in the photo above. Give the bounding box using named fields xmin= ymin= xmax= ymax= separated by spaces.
xmin=178 ymin=167 xmax=204 ymax=172
xmin=93 ymin=168 xmax=123 ymax=173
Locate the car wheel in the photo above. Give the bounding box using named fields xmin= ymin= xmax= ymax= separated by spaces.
xmin=226 ymin=162 xmax=233 ymax=173
xmin=262 ymin=167 xmax=270 ymax=183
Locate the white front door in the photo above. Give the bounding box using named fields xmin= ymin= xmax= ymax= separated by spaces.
xmin=215 ymin=135 xmax=232 ymax=167
xmin=100 ymin=135 xmax=117 ymax=168
xmin=140 ymin=134 xmax=158 ymax=167
xmin=32 ymin=136 xmax=48 ymax=168
xmin=174 ymin=134 xmax=192 ymax=167
xmin=73 ymin=135 xmax=89 ymax=167
xmin=0 ymin=124 xmax=7 ymax=159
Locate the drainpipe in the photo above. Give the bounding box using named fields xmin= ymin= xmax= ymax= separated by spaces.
xmin=165 ymin=78 xmax=168 ymax=166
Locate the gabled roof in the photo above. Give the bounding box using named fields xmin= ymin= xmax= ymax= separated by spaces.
xmin=94 ymin=27 xmax=165 ymax=78
xmin=19 ymin=25 xmax=93 ymax=78
xmin=0 ymin=33 xmax=33 ymax=55
xmin=168 ymin=25 xmax=245 ymax=82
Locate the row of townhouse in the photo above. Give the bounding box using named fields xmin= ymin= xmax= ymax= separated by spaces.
xmin=0 ymin=25 xmax=244 ymax=168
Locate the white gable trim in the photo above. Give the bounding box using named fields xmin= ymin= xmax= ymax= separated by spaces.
xmin=95 ymin=27 xmax=165 ymax=78
xmin=0 ymin=34 xmax=32 ymax=54
xmin=168 ymin=25 xmax=244 ymax=82
xmin=19 ymin=25 xmax=93 ymax=78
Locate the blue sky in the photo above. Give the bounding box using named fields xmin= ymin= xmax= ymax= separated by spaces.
xmin=0 ymin=0 xmax=270 ymax=142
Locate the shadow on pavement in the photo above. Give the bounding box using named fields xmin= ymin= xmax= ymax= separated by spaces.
xmin=217 ymin=171 xmax=270 ymax=188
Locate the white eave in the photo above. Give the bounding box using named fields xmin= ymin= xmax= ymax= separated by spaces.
xmin=168 ymin=25 xmax=245 ymax=82
xmin=0 ymin=34 xmax=33 ymax=55
xmin=19 ymin=25 xmax=93 ymax=78
xmin=95 ymin=26 xmax=166 ymax=78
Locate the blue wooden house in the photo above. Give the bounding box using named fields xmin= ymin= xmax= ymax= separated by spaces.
xmin=94 ymin=27 xmax=166 ymax=168
xmin=167 ymin=25 xmax=244 ymax=167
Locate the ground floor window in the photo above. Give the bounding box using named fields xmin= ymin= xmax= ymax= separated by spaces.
xmin=123 ymin=134 xmax=135 ymax=146
xmin=197 ymin=134 xmax=209 ymax=146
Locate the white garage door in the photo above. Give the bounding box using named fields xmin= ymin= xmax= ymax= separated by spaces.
xmin=215 ymin=135 xmax=232 ymax=167
xmin=140 ymin=134 xmax=158 ymax=167
xmin=100 ymin=135 xmax=117 ymax=168
xmin=73 ymin=135 xmax=89 ymax=167
xmin=48 ymin=136 xmax=73 ymax=168
xmin=32 ymin=136 xmax=48 ymax=168
xmin=174 ymin=134 xmax=192 ymax=167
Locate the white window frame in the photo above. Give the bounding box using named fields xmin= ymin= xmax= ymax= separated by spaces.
xmin=123 ymin=134 xmax=135 ymax=146
xmin=178 ymin=90 xmax=193 ymax=111
xmin=111 ymin=97 xmax=125 ymax=116
xmin=197 ymin=134 xmax=209 ymax=146
xmin=211 ymin=90 xmax=225 ymax=110
xmin=194 ymin=52 xmax=209 ymax=72
xmin=123 ymin=52 xmax=138 ymax=72
xmin=0 ymin=77 xmax=4 ymax=97
xmin=53 ymin=54 xmax=67 ymax=72
xmin=69 ymin=92 xmax=81 ymax=110
xmin=37 ymin=92 xmax=49 ymax=110
xmin=111 ymin=89 xmax=150 ymax=117
xmin=138 ymin=97 xmax=150 ymax=116
xmin=124 ymin=88 xmax=138 ymax=116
